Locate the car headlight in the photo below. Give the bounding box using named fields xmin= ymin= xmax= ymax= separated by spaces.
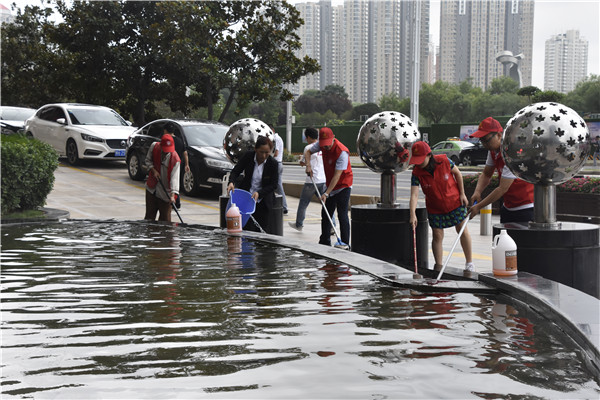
xmin=80 ymin=133 xmax=104 ymax=143
xmin=205 ymin=158 xmax=233 ymax=170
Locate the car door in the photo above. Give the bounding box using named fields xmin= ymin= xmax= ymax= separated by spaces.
xmin=33 ymin=106 xmax=67 ymax=154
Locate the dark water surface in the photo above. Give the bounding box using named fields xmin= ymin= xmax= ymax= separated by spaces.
xmin=1 ymin=221 xmax=599 ymax=399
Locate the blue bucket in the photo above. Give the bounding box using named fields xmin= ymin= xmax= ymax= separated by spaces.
xmin=226 ymin=189 xmax=256 ymax=228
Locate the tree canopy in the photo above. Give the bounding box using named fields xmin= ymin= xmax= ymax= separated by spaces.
xmin=1 ymin=0 xmax=320 ymax=126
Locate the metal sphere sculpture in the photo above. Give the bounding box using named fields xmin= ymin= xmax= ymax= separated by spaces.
xmin=357 ymin=111 xmax=421 ymax=173
xmin=224 ymin=118 xmax=274 ymax=164
xmin=503 ymin=102 xmax=590 ymax=185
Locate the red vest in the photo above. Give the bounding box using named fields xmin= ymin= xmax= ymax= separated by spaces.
xmin=412 ymin=154 xmax=461 ymax=214
xmin=322 ymin=139 xmax=353 ymax=190
xmin=490 ymin=150 xmax=534 ymax=208
xmin=146 ymin=143 xmax=181 ymax=191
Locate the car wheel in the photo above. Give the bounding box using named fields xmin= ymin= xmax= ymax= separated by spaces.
xmin=66 ymin=139 xmax=80 ymax=165
xmin=451 ymin=155 xmax=459 ymax=165
xmin=462 ymin=154 xmax=472 ymax=166
xmin=127 ymin=152 xmax=145 ymax=181
xmin=182 ymin=168 xmax=200 ymax=196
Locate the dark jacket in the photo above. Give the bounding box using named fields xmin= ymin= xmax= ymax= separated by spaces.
xmin=228 ymin=151 xmax=279 ymax=209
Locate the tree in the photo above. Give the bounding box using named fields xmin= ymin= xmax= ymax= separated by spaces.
xmin=294 ymin=85 xmax=351 ymax=116
xmin=378 ymin=93 xmax=410 ymax=115
xmin=419 ymin=81 xmax=457 ymax=124
xmin=210 ymin=1 xmax=320 ymax=121
xmin=532 ymin=90 xmax=565 ymax=103
xmin=351 ymin=103 xmax=381 ymax=120
xmin=517 ymin=86 xmax=541 ymax=104
xmin=564 ymin=75 xmax=600 ymax=115
xmin=488 ymin=76 xmax=519 ymax=95
xmin=1 ymin=4 xmax=63 ymax=107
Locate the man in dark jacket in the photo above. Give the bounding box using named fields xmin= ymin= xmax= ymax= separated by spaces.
xmin=227 ymin=136 xmax=279 ymax=234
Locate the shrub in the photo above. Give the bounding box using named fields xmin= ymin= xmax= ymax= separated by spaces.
xmin=557 ymin=176 xmax=600 ymax=194
xmin=1 ymin=134 xmax=59 ymax=215
xmin=463 ymin=172 xmax=600 ymax=194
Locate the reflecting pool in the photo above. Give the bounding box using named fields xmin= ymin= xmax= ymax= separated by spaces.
xmin=1 ymin=221 xmax=599 ymax=398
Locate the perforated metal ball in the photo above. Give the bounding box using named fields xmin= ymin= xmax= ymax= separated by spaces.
xmin=357 ymin=111 xmax=421 ymax=173
xmin=224 ymin=118 xmax=274 ymax=164
xmin=503 ymin=102 xmax=590 ymax=185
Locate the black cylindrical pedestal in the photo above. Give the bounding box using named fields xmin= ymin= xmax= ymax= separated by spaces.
xmin=493 ymin=222 xmax=600 ymax=299
xmin=219 ymin=194 xmax=283 ymax=236
xmin=351 ymin=204 xmax=429 ymax=269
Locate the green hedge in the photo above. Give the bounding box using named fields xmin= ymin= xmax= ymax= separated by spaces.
xmin=463 ymin=173 xmax=600 ymax=194
xmin=1 ymin=134 xmax=59 ymax=215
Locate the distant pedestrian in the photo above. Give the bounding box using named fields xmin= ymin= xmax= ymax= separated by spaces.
xmin=592 ymin=136 xmax=600 ymax=167
xmin=289 ymin=127 xmax=328 ymax=231
xmin=144 ymin=134 xmax=181 ymax=222
xmin=304 ymin=127 xmax=353 ymax=247
xmin=273 ymin=132 xmax=288 ymax=214
xmin=227 ymin=136 xmax=279 ymax=234
xmin=467 ymin=117 xmax=534 ymax=223
xmin=408 ymin=141 xmax=474 ymax=272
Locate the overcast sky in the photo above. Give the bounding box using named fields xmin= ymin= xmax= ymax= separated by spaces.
xmin=7 ymin=0 xmax=600 ymax=90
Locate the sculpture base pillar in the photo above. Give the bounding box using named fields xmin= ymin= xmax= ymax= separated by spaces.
xmin=493 ymin=222 xmax=599 ymax=299
xmin=351 ymin=204 xmax=429 ymax=269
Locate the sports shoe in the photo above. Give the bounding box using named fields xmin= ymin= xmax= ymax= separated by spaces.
xmin=288 ymin=222 xmax=302 ymax=231
xmin=464 ymin=262 xmax=475 ymax=272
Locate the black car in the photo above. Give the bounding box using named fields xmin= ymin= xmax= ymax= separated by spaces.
xmin=459 ymin=142 xmax=489 ymax=166
xmin=126 ymin=119 xmax=233 ymax=196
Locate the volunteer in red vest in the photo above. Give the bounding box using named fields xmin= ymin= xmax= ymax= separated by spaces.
xmin=409 ymin=141 xmax=474 ymax=272
xmin=144 ymin=133 xmax=181 ymax=222
xmin=468 ymin=117 xmax=534 ymax=223
xmin=304 ymin=127 xmax=353 ymax=247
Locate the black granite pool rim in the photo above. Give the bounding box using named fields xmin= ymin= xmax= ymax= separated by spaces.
xmin=5 ymin=218 xmax=599 ymax=380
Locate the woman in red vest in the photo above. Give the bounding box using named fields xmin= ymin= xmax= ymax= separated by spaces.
xmin=144 ymin=133 xmax=181 ymax=222
xmin=409 ymin=141 xmax=474 ymax=272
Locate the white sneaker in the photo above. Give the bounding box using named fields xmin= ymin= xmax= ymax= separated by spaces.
xmin=465 ymin=262 xmax=475 ymax=272
xmin=288 ymin=222 xmax=302 ymax=231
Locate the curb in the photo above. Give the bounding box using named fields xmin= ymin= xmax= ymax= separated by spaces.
xmin=1 ymin=207 xmax=70 ymax=225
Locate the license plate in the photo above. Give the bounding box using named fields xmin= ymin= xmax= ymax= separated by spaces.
xmin=207 ymin=177 xmax=222 ymax=184
xmin=115 ymin=150 xmax=126 ymax=157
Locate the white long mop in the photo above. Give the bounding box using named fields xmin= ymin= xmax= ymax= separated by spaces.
xmin=309 ymin=175 xmax=349 ymax=250
xmin=435 ymin=209 xmax=474 ymax=281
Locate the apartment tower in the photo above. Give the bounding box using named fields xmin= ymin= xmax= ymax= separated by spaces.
xmin=544 ymin=30 xmax=588 ymax=93
xmin=439 ymin=0 xmax=534 ymax=90
xmin=294 ymin=0 xmax=430 ymax=104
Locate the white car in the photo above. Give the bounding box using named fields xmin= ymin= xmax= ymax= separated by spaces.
xmin=25 ymin=103 xmax=135 ymax=165
xmin=1 ymin=106 xmax=36 ymax=135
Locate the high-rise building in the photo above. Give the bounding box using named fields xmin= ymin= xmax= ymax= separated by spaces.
xmin=439 ymin=0 xmax=534 ymax=90
xmin=0 ymin=3 xmax=14 ymax=24
xmin=294 ymin=0 xmax=430 ymax=104
xmin=544 ymin=30 xmax=588 ymax=93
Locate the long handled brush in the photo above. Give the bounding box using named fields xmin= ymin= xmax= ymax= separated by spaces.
xmin=435 ymin=206 xmax=475 ymax=281
xmin=309 ymin=175 xmax=349 ymax=250
xmin=412 ymin=225 xmax=423 ymax=279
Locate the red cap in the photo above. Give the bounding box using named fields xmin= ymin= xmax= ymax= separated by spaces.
xmin=160 ymin=134 xmax=175 ymax=152
xmin=319 ymin=127 xmax=334 ymax=147
xmin=409 ymin=141 xmax=431 ymax=165
xmin=470 ymin=117 xmax=503 ymax=138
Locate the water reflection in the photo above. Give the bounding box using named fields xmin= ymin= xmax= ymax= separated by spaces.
xmin=1 ymin=221 xmax=598 ymax=398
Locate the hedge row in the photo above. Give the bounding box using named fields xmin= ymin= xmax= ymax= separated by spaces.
xmin=1 ymin=134 xmax=59 ymax=215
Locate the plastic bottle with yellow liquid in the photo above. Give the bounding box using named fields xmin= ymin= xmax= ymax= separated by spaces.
xmin=492 ymin=229 xmax=518 ymax=276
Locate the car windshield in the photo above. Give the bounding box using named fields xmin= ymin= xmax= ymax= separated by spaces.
xmin=67 ymin=108 xmax=128 ymax=126
xmin=183 ymin=125 xmax=228 ymax=147
xmin=1 ymin=108 xmax=35 ymax=121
